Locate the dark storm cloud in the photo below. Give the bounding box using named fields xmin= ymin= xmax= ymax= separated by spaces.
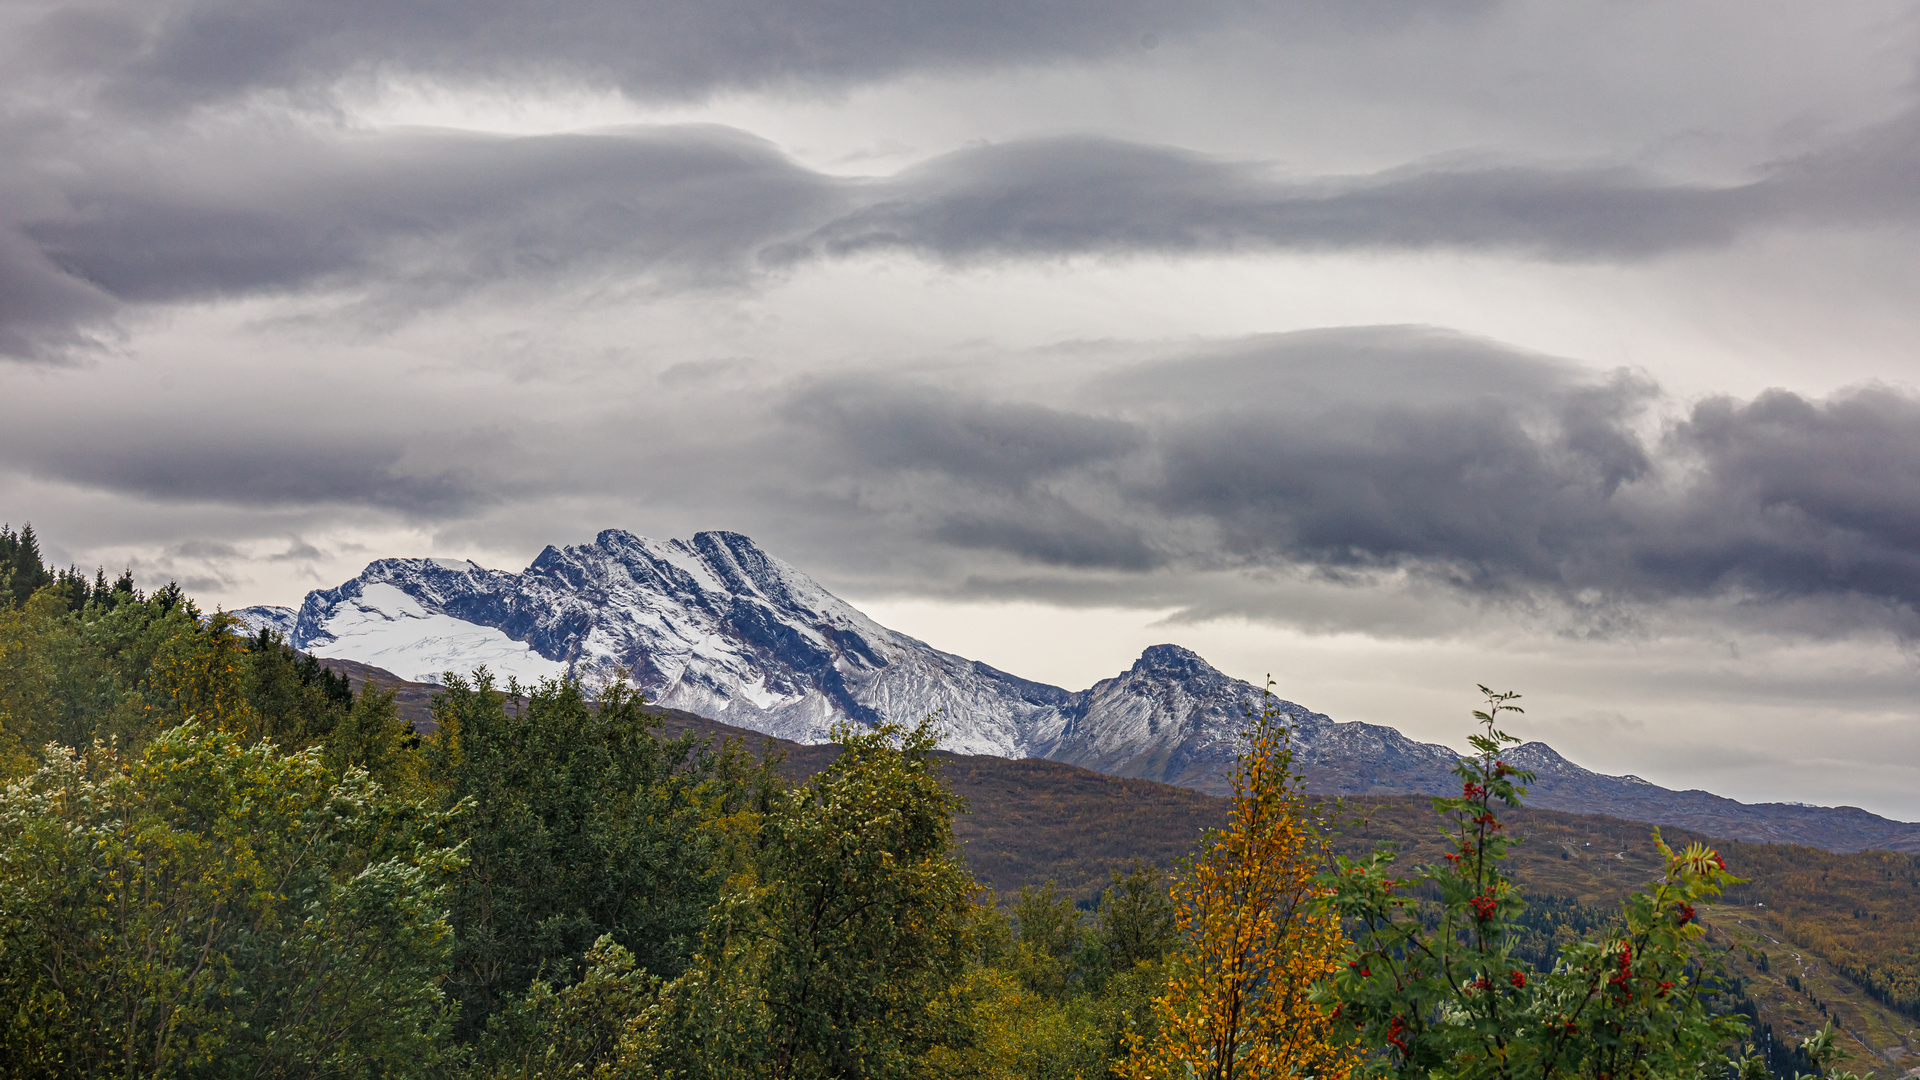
xmin=768 ymin=329 xmax=1920 ymax=620
xmin=8 ymin=0 xmax=1470 ymax=114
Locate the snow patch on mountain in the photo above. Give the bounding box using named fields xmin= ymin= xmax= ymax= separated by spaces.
xmin=231 ymin=604 xmax=297 ymax=638
xmin=300 ymin=581 xmax=569 ymax=686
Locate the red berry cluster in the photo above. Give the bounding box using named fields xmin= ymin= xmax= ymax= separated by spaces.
xmin=1386 ymin=1015 xmax=1410 ymax=1055
xmin=1469 ymin=891 xmax=1499 ymax=923
xmin=1607 ymin=944 xmax=1634 ymax=1001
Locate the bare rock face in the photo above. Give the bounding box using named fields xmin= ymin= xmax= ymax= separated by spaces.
xmin=241 ymin=528 xmax=1920 ymax=853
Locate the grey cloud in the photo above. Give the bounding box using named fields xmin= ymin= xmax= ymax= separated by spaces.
xmin=8 ymin=0 xmax=1470 ymax=114
xmin=20 ymin=434 xmax=489 ymax=515
xmin=1641 ymin=387 xmax=1920 ymax=604
xmin=931 ymin=507 xmax=1160 ymax=571
xmin=269 ymin=536 xmax=325 ymax=561
xmin=167 ymin=539 xmax=241 ymax=559
xmin=0 ymin=226 xmax=120 ymax=363
xmin=7 ymin=111 xmax=1918 ymax=362
xmin=776 ymin=378 xmax=1159 ymax=569
xmin=0 ymin=121 xmax=841 ymax=358
xmin=758 ymin=329 xmax=1920 ymax=626
xmin=785 ymin=377 xmax=1143 ymax=488
xmin=776 ymin=110 xmax=1920 ymax=267
xmin=804 ymin=124 xmax=1920 ymax=269
xmin=778 ymin=138 xmax=1756 ymax=263
xmin=27 ymin=124 xmax=839 ymax=305
xmin=1087 ymin=325 xmax=1584 ymax=412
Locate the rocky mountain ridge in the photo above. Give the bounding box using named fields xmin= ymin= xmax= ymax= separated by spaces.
xmin=236 ymin=528 xmax=1920 ymax=853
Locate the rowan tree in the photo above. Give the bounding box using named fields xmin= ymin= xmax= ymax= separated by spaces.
xmin=1319 ymin=687 xmax=1748 ymax=1080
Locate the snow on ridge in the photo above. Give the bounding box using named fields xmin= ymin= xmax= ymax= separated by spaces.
xmin=231 ymin=605 xmax=297 ymax=638
xmin=278 ymin=529 xmax=1049 ymax=752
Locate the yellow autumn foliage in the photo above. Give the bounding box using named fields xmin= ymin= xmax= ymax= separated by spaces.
xmin=1122 ymin=687 xmax=1355 ymax=1080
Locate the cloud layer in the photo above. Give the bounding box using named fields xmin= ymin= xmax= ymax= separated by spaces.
xmin=6 ymin=0 xmax=1478 ymax=111
xmin=7 ymin=106 xmax=1919 ymax=362
xmin=16 ymin=323 xmax=1920 ymax=637
xmin=5 ymin=0 xmax=1920 ymax=813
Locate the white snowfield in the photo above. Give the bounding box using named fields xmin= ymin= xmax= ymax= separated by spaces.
xmin=304 ymin=582 xmax=568 ymax=686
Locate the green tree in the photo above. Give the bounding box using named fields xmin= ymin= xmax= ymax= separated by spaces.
xmin=471 ymin=935 xmax=660 ymax=1080
xmin=243 ymin=627 xmax=354 ymax=750
xmin=1013 ymin=881 xmax=1085 ymax=999
xmin=655 ymin=715 xmax=979 ymax=1080
xmin=325 ymin=678 xmax=421 ymax=793
xmin=0 ymin=724 xmax=461 ymax=1078
xmin=756 ymin=715 xmax=978 ymax=1079
xmin=0 ymin=584 xmax=203 ymax=766
xmin=426 ymin=671 xmax=730 ymax=1038
xmin=1094 ymin=860 xmax=1178 ymax=978
xmin=1319 ymin=688 xmax=1748 ymax=1080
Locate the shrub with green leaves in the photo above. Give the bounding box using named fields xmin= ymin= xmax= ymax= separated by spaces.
xmin=0 ymin=724 xmax=462 ymax=1079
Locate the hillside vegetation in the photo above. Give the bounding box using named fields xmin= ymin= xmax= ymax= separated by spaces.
xmin=650 ymin=708 xmax=1920 ymax=1077
xmin=3 ymin=528 xmax=1914 ymax=1080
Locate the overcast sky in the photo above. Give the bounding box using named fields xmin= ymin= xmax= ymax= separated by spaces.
xmin=6 ymin=0 xmax=1920 ymax=816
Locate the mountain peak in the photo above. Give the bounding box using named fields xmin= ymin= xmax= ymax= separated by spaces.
xmin=1129 ymin=643 xmax=1219 ymax=678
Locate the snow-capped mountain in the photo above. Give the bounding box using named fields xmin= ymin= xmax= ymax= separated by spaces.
xmin=240 ymin=530 xmax=1071 ymax=753
xmin=236 ymin=530 xmax=1446 ymax=766
xmin=237 ymin=528 xmax=1920 ymax=852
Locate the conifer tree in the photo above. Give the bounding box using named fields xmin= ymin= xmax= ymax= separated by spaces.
xmin=0 ymin=523 xmax=53 ymax=608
